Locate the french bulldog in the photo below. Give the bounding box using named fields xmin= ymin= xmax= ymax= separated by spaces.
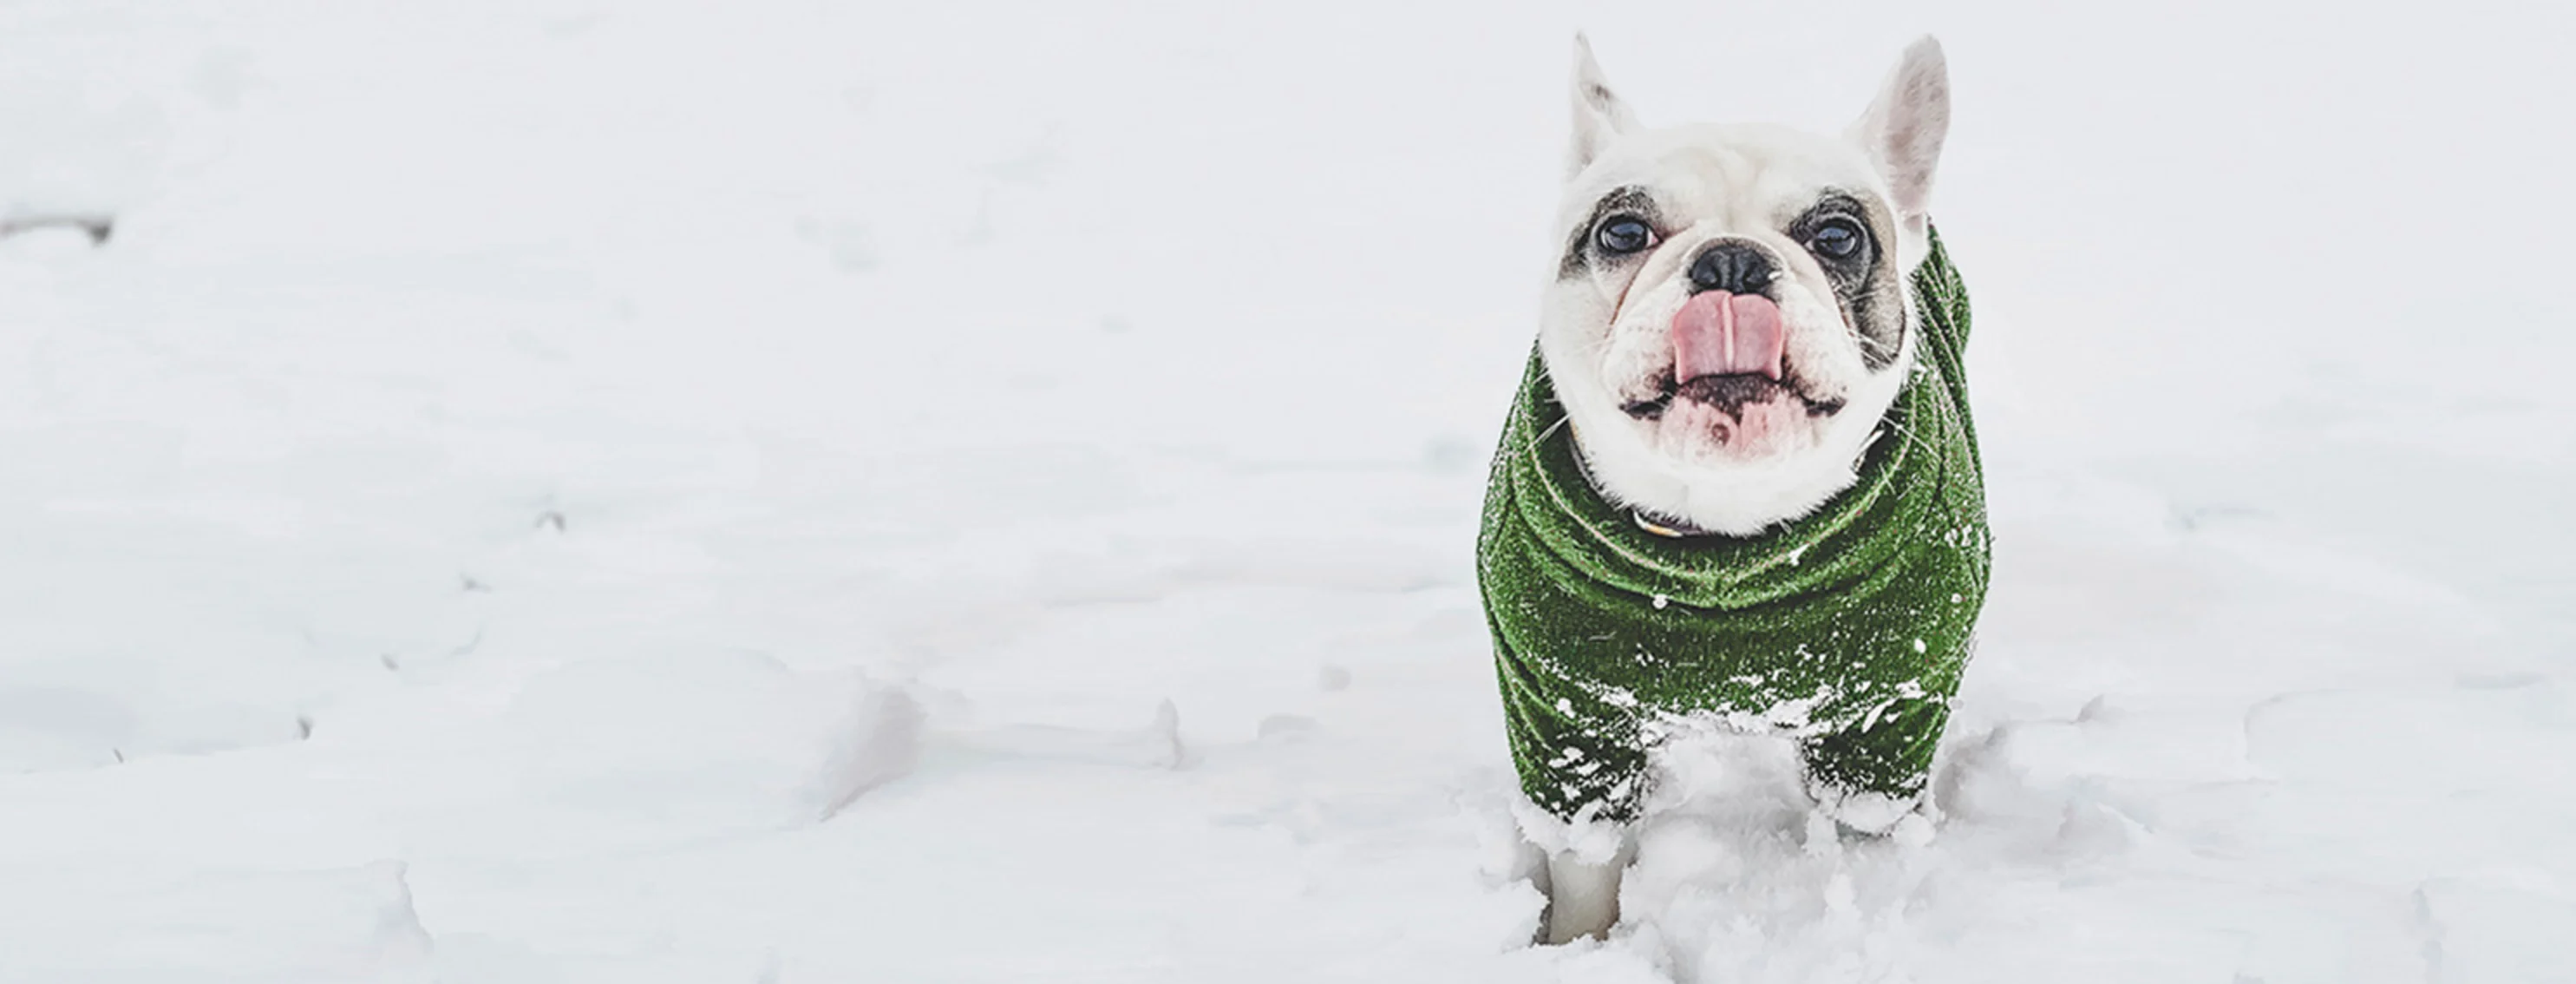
xmin=1477 ymin=35 xmax=1987 ymax=944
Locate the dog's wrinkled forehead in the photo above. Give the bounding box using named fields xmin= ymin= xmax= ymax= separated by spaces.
xmin=1558 ymin=123 xmax=1889 ymax=247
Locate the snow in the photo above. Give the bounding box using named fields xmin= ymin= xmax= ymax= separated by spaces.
xmin=1 ymin=0 xmax=2571 ymax=981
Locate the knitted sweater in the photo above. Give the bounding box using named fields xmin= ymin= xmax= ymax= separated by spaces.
xmin=1476 ymin=233 xmax=1988 ymax=824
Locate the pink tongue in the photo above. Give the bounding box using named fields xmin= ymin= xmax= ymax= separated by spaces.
xmin=1670 ymin=291 xmax=1785 ymax=382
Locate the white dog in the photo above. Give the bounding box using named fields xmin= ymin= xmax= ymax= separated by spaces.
xmin=1477 ymin=36 xmax=1988 ymax=944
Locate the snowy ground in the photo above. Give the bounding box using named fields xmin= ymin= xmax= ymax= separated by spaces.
xmin=2 ymin=1 xmax=2571 ymax=981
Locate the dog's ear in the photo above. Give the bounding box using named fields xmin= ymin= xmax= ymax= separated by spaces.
xmin=1848 ymin=36 xmax=1950 ymax=236
xmin=1568 ymin=34 xmax=1640 ymax=178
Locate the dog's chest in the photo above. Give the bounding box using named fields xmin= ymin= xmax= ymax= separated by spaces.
xmin=1477 ymin=282 xmax=1989 ymax=735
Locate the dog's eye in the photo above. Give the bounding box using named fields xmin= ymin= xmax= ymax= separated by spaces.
xmin=1594 ymin=217 xmax=1656 ymax=256
xmin=1808 ymin=220 xmax=1866 ymax=261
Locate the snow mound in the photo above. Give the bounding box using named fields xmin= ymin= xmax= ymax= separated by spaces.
xmin=504 ymin=652 xmax=920 ymax=829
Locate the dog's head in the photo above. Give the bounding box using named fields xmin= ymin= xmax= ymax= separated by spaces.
xmin=1539 ymin=37 xmax=1952 ymax=535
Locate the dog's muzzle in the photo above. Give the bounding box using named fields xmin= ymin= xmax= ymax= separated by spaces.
xmin=1619 ymin=239 xmax=1830 ymax=423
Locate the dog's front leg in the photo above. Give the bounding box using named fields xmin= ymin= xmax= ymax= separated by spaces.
xmin=1799 ymin=697 xmax=1948 ymax=831
xmin=1540 ymin=832 xmax=1635 ymax=943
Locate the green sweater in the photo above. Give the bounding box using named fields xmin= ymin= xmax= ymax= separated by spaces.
xmin=1477 ymin=233 xmax=1989 ymax=825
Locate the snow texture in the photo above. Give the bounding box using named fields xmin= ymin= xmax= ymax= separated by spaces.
xmin=0 ymin=1 xmax=2570 ymax=981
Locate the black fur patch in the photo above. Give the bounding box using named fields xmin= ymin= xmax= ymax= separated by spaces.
xmin=1559 ymin=186 xmax=1660 ymax=280
xmin=1786 ymin=190 xmax=1906 ymax=371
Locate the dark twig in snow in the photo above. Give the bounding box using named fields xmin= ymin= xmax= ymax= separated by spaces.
xmin=0 ymin=213 xmax=114 ymax=245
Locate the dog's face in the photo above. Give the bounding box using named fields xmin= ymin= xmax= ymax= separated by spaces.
xmin=1539 ymin=38 xmax=1952 ymax=535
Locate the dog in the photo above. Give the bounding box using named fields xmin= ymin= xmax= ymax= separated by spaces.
xmin=1476 ymin=36 xmax=1989 ymax=944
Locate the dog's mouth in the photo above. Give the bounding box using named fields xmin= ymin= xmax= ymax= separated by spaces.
xmin=1619 ymin=291 xmax=1845 ymax=423
xmin=1620 ymin=373 xmax=1841 ymax=421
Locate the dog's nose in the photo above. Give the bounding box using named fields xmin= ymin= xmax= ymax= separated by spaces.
xmin=1687 ymin=242 xmax=1775 ymax=295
